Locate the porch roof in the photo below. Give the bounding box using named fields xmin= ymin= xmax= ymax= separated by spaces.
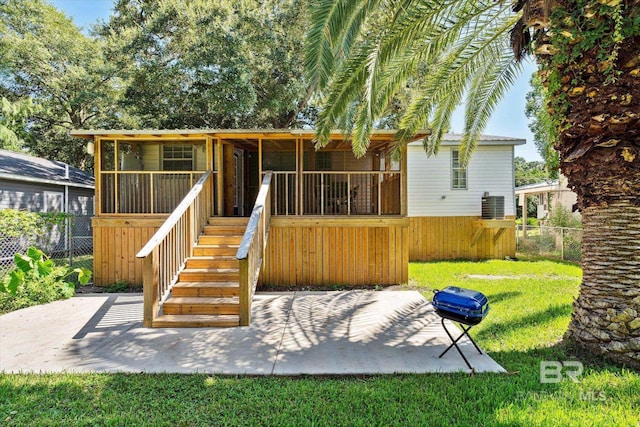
xmin=70 ymin=129 xmax=431 ymax=152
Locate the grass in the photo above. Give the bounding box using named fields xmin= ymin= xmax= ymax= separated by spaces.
xmin=1 ymin=259 xmax=639 ymax=426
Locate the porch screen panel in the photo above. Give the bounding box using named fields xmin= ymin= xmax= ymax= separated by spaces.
xmin=263 ymin=139 xmax=297 ymax=215
xmin=270 ymin=172 xmax=296 ymax=215
xmin=381 ymin=173 xmax=401 ymax=214
xmin=119 ymin=173 xmax=151 ymax=213
xmin=153 ymin=173 xmax=199 ymax=213
xmin=101 ymin=173 xmax=115 ymax=214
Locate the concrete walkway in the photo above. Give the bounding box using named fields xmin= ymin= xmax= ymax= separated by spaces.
xmin=0 ymin=291 xmax=504 ymax=375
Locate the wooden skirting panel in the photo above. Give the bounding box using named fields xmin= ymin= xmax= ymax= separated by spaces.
xmin=408 ymin=216 xmax=515 ymax=261
xmin=92 ymin=217 xmax=167 ymax=286
xmin=261 ymin=217 xmax=409 ymax=287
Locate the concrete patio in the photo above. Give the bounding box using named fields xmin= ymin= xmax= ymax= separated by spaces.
xmin=0 ymin=290 xmax=505 ymax=375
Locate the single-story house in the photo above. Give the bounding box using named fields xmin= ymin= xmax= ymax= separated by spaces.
xmin=515 ymin=175 xmax=578 ymax=223
xmin=69 ymin=129 xmax=521 ymax=327
xmin=0 ymin=149 xmax=95 ymax=256
xmin=407 ymin=134 xmax=524 ymax=261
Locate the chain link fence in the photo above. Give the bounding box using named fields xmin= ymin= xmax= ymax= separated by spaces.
xmin=0 ymin=215 xmax=93 ymax=280
xmin=516 ymin=225 xmax=582 ymax=263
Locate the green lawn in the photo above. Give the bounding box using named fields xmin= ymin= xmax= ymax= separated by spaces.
xmin=1 ymin=259 xmax=639 ymax=426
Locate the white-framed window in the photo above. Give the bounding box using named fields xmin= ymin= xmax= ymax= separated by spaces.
xmin=451 ymin=149 xmax=467 ymax=190
xmin=44 ymin=191 xmax=64 ymax=212
xmin=162 ymin=145 xmax=193 ymax=171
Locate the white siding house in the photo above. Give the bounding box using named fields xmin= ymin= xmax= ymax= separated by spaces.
xmin=407 ymin=134 xmax=525 ymax=260
xmin=515 ymin=174 xmax=579 ymax=222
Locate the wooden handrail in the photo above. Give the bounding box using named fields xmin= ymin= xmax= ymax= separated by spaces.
xmin=237 ymin=171 xmax=273 ymax=260
xmin=137 ymin=170 xmax=214 ymax=327
xmin=237 ymin=171 xmax=273 ymax=326
xmin=137 ymin=171 xmax=212 ymax=259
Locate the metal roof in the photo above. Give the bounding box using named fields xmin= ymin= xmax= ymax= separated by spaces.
xmin=515 ymin=180 xmax=560 ymax=193
xmin=407 ymin=133 xmax=526 ymax=146
xmin=70 ymin=128 xmax=428 ymax=137
xmin=0 ymin=149 xmax=94 ymax=189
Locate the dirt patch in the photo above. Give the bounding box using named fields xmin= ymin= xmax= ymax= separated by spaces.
xmin=466 ymin=275 xmax=523 ymax=280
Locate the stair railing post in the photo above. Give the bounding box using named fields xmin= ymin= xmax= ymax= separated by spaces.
xmin=143 ymin=247 xmax=159 ymax=327
xmin=238 ymin=258 xmax=250 ymax=326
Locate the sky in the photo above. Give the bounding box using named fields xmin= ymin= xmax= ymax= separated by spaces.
xmin=50 ymin=0 xmax=542 ymax=162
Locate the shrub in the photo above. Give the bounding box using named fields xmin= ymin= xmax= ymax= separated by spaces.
xmin=0 ymin=209 xmax=70 ymax=236
xmin=0 ymin=247 xmax=91 ymax=313
xmin=547 ymin=205 xmax=582 ymax=228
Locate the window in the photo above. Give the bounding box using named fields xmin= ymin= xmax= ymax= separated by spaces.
xmin=163 ymin=145 xmax=193 ymax=171
xmin=316 ymin=151 xmax=332 ymax=170
xmin=451 ymin=149 xmax=467 ymax=190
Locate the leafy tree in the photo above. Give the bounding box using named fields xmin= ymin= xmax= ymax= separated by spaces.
xmin=514 ymin=156 xmax=547 ymax=187
xmin=525 ymin=72 xmax=559 ymax=178
xmin=0 ymin=0 xmax=122 ymax=170
xmin=305 ymin=1 xmax=640 ymax=367
xmin=99 ymin=0 xmax=313 ymax=129
xmin=0 ymin=97 xmax=35 ymax=151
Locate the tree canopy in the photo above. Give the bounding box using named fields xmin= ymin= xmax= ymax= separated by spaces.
xmin=98 ymin=0 xmax=313 ymax=129
xmin=0 ymin=0 xmax=120 ymax=169
xmin=0 ymin=0 xmax=315 ymax=169
xmin=0 ymin=97 xmax=35 ymax=151
xmin=514 ymin=156 xmax=547 ymax=187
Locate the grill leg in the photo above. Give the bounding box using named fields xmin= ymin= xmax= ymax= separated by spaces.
xmin=438 ymin=317 xmax=482 ymax=370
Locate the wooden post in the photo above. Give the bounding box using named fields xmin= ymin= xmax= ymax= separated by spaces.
xmin=216 ymin=138 xmax=224 ymax=216
xmin=238 ymin=258 xmax=250 ymax=326
xmin=521 ymin=193 xmax=528 ymax=240
xmin=223 ymin=143 xmax=235 ymax=216
xmin=114 ymin=139 xmax=119 ymax=214
xmin=142 ymin=249 xmax=159 ymax=327
xmin=401 ymin=145 xmax=408 ymax=216
xmin=95 ymin=137 xmax=102 ymax=216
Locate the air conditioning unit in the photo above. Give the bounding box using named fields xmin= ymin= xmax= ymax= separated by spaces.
xmin=482 ymin=195 xmax=505 ymax=219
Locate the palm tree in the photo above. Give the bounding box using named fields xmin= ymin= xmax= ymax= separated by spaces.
xmin=305 ymin=0 xmax=640 ymax=367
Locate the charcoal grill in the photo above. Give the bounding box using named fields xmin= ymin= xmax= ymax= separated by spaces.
xmin=432 ymin=286 xmax=490 ymax=370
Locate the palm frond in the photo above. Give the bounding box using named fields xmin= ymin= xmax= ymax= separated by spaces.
xmin=461 ymin=19 xmax=523 ymax=164
xmin=304 ymin=0 xmax=382 ymax=91
xmin=306 ymin=0 xmax=528 ymax=160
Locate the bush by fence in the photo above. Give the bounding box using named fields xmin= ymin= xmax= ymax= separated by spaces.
xmin=0 ymin=214 xmax=93 ymax=280
xmin=516 ymin=225 xmax=582 ymax=263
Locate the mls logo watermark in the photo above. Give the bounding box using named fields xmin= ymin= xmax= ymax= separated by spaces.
xmin=535 ymin=361 xmax=607 ymax=402
xmin=540 ymin=361 xmax=583 ymax=383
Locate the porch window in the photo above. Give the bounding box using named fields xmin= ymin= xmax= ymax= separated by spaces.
xmin=163 ymin=145 xmax=194 ymax=171
xmin=451 ymin=149 xmax=467 ymax=190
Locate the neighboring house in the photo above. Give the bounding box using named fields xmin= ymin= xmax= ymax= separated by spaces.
xmin=515 ymin=175 xmax=578 ymax=223
xmin=407 ymin=134 xmax=525 ymax=261
xmin=0 ymin=149 xmax=95 ymax=254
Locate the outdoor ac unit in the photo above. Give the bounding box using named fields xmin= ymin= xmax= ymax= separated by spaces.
xmin=482 ymin=195 xmax=505 ymax=219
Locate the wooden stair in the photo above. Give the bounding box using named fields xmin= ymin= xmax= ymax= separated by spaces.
xmin=152 ymin=217 xmax=248 ymax=327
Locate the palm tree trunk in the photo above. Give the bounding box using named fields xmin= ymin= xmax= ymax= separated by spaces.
xmin=567 ymin=200 xmax=640 ymax=366
xmin=529 ymin=0 xmax=640 ymax=367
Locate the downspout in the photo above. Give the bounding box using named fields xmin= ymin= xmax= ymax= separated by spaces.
xmin=64 ymin=164 xmax=70 ymax=259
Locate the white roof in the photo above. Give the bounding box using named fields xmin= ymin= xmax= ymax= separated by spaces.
xmin=408 ymin=133 xmax=525 ymax=146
